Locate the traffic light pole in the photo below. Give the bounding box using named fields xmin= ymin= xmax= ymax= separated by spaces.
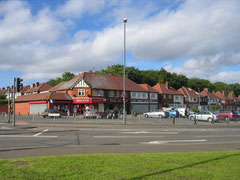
xmin=13 ymin=77 xmax=16 ymax=126
xmin=8 ymin=88 xmax=10 ymax=123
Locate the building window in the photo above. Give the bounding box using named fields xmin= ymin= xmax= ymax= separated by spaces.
xmin=131 ymin=92 xmax=137 ymax=99
xmin=116 ymin=91 xmax=120 ymax=97
xmin=78 ymin=89 xmax=85 ymax=96
xmin=163 ymin=94 xmax=166 ymax=99
xmin=92 ymin=89 xmax=104 ymax=97
xmin=175 ymin=96 xmax=179 ymax=100
xmin=150 ymin=93 xmax=157 ymax=99
xmin=109 ymin=90 xmax=114 ymax=97
xmin=168 ymin=95 xmax=172 ymax=99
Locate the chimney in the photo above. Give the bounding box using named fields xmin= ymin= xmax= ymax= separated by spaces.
xmin=36 ymin=82 xmax=39 ymax=87
xmin=7 ymin=86 xmax=10 ymax=90
xmin=2 ymin=87 xmax=5 ymax=90
xmin=165 ymin=82 xmax=169 ymax=89
xmin=32 ymin=83 xmax=35 ymax=88
xmin=88 ymin=70 xmax=93 ymax=73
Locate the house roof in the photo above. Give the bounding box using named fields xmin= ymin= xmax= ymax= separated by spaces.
xmin=21 ymin=86 xmax=31 ymax=93
xmin=16 ymin=92 xmax=72 ymax=102
xmin=48 ymin=82 xmax=66 ymax=92
xmin=227 ymin=92 xmax=238 ymax=100
xmin=214 ymin=91 xmax=231 ymax=100
xmin=178 ymin=86 xmax=199 ymax=97
xmin=138 ymin=84 xmax=158 ymax=93
xmin=153 ymin=82 xmax=184 ymax=95
xmin=25 ymin=83 xmax=52 ymax=93
xmin=200 ymin=88 xmax=219 ymax=99
xmin=52 ymin=72 xmax=147 ymax=92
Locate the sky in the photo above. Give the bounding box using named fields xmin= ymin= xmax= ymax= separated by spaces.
xmin=1 ymin=0 xmax=240 ymax=88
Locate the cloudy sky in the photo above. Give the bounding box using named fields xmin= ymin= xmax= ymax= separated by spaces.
xmin=1 ymin=0 xmax=240 ymax=88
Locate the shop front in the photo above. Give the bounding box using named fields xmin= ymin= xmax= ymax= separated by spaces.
xmin=49 ymin=100 xmax=73 ymax=115
xmin=73 ymin=98 xmax=106 ymax=114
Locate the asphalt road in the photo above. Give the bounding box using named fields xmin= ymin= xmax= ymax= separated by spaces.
xmin=1 ymin=121 xmax=240 ymax=159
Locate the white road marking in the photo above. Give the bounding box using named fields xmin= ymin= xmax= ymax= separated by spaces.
xmin=94 ymin=136 xmax=163 ymax=138
xmin=140 ymin=139 xmax=207 ymax=145
xmin=121 ymin=131 xmax=178 ymax=134
xmin=0 ymin=135 xmax=57 ymax=138
xmin=195 ymin=135 xmax=240 ymax=138
xmin=33 ymin=129 xmax=49 ymax=137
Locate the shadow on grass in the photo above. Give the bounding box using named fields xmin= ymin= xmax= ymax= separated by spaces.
xmin=129 ymin=153 xmax=240 ymax=180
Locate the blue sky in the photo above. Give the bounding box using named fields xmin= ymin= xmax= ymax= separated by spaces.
xmin=1 ymin=0 xmax=240 ymax=88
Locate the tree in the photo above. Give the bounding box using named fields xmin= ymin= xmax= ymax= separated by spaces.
xmin=62 ymin=72 xmax=75 ymax=82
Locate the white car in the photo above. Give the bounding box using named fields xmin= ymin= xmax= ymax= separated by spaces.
xmin=189 ymin=111 xmax=217 ymax=122
xmin=144 ymin=110 xmax=166 ymax=118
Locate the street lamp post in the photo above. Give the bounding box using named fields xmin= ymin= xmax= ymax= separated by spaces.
xmin=123 ymin=18 xmax=127 ymax=125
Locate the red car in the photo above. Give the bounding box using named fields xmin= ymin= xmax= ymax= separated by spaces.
xmin=217 ymin=110 xmax=237 ymax=121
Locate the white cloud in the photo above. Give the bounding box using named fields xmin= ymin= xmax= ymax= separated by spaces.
xmin=0 ymin=0 xmax=240 ymax=84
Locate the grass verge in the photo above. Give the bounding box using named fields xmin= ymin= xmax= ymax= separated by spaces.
xmin=0 ymin=150 xmax=240 ymax=179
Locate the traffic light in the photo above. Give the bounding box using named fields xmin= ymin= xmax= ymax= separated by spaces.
xmin=9 ymin=103 xmax=13 ymax=113
xmin=16 ymin=78 xmax=23 ymax=92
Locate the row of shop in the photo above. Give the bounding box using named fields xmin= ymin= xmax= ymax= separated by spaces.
xmin=15 ymin=95 xmax=158 ymax=115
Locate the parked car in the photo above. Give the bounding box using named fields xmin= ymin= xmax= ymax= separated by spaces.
xmin=216 ymin=110 xmax=238 ymax=121
xmin=166 ymin=109 xmax=179 ymax=118
xmin=83 ymin=109 xmax=98 ymax=119
xmin=189 ymin=111 xmax=217 ymax=122
xmin=144 ymin=110 xmax=166 ymax=118
xmin=42 ymin=109 xmax=61 ymax=118
xmin=100 ymin=109 xmax=118 ymax=119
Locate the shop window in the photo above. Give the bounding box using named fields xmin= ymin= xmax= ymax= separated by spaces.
xmin=109 ymin=91 xmax=114 ymax=97
xmin=78 ymin=89 xmax=85 ymax=96
xmin=98 ymin=90 xmax=104 ymax=97
xmin=116 ymin=91 xmax=120 ymax=97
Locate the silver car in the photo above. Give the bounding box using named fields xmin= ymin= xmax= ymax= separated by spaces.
xmin=83 ymin=109 xmax=98 ymax=118
xmin=189 ymin=111 xmax=217 ymax=122
xmin=144 ymin=110 xmax=166 ymax=118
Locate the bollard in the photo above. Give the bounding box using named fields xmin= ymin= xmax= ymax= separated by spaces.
xmin=173 ymin=116 xmax=175 ymax=124
xmin=33 ymin=114 xmax=35 ymax=123
xmin=227 ymin=116 xmax=229 ymax=124
xmin=54 ymin=115 xmax=56 ymax=123
xmin=212 ymin=118 xmax=214 ymax=124
xmin=194 ymin=116 xmax=197 ymax=125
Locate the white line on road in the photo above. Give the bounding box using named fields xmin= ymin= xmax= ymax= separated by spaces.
xmin=140 ymin=139 xmax=207 ymax=145
xmin=33 ymin=129 xmax=49 ymax=137
xmin=0 ymin=135 xmax=57 ymax=138
xmin=94 ymin=136 xmax=163 ymax=138
xmin=121 ymin=131 xmax=178 ymax=134
xmin=195 ymin=135 xmax=240 ymax=138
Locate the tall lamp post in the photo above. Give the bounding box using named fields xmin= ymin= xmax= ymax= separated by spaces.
xmin=123 ymin=18 xmax=127 ymax=125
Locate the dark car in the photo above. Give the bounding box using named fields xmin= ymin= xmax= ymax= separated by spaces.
xmin=100 ymin=109 xmax=118 ymax=119
xmin=42 ymin=109 xmax=61 ymax=118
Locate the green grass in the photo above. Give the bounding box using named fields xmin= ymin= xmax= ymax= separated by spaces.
xmin=0 ymin=151 xmax=240 ymax=180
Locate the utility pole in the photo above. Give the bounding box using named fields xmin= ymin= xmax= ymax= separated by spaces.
xmin=123 ymin=18 xmax=127 ymax=125
xmin=13 ymin=78 xmax=16 ymax=126
xmin=8 ymin=88 xmax=10 ymax=123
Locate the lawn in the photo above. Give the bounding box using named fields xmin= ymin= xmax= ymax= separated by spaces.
xmin=0 ymin=150 xmax=240 ymax=179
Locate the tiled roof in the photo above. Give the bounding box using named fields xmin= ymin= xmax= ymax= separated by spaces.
xmin=48 ymin=82 xmax=66 ymax=92
xmin=25 ymin=83 xmax=52 ymax=93
xmin=138 ymin=84 xmax=158 ymax=93
xmin=16 ymin=92 xmax=72 ymax=102
xmin=214 ymin=91 xmax=231 ymax=100
xmin=21 ymin=86 xmax=31 ymax=93
xmin=53 ymin=72 xmax=147 ymax=92
xmin=153 ymin=83 xmax=183 ymax=95
xmin=227 ymin=92 xmax=238 ymax=100
xmin=200 ymin=88 xmax=219 ymax=99
xmin=178 ymin=86 xmax=199 ymax=97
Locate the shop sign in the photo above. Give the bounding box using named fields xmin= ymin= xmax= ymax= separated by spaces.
xmin=73 ymin=98 xmax=106 ymax=104
xmin=73 ymin=98 xmax=91 ymax=104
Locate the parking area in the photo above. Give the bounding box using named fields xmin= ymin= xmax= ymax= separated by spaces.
xmin=1 ymin=113 xmax=239 ymax=126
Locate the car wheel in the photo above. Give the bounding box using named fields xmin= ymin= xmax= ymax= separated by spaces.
xmin=144 ymin=114 xmax=149 ymax=118
xmin=158 ymin=115 xmax=163 ymax=119
xmin=190 ymin=116 xmax=195 ymax=121
xmin=208 ymin=117 xmax=213 ymax=122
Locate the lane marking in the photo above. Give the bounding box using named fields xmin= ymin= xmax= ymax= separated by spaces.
xmin=121 ymin=131 xmax=178 ymax=134
xmin=0 ymin=135 xmax=57 ymax=138
xmin=33 ymin=129 xmax=49 ymax=137
xmin=140 ymin=139 xmax=207 ymax=145
xmin=94 ymin=136 xmax=163 ymax=138
xmin=195 ymin=135 xmax=240 ymax=138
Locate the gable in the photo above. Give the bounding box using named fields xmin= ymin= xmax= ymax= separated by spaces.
xmin=74 ymin=79 xmax=89 ymax=88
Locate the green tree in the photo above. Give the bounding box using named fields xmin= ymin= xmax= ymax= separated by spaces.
xmin=210 ymin=104 xmax=221 ymax=112
xmin=62 ymin=72 xmax=75 ymax=82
